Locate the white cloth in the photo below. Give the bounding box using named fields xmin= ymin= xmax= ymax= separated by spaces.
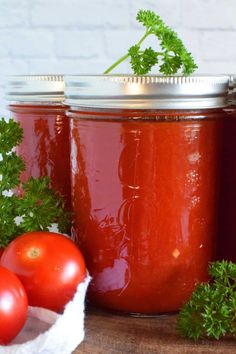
xmin=0 ymin=275 xmax=91 ymax=354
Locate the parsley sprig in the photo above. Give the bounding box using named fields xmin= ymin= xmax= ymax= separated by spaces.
xmin=104 ymin=9 xmax=197 ymax=75
xmin=177 ymin=261 xmax=236 ymax=340
xmin=0 ymin=118 xmax=70 ymax=247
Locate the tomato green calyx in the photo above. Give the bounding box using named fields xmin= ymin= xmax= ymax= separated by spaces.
xmin=27 ymin=247 xmax=41 ymax=259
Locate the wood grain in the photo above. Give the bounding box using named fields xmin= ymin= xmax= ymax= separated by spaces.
xmin=73 ymin=307 xmax=236 ymax=354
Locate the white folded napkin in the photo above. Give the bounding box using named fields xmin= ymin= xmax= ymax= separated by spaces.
xmin=0 ymin=275 xmax=91 ymax=354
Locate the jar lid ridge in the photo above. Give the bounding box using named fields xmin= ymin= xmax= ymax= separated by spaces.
xmin=65 ymin=74 xmax=230 ymax=110
xmin=6 ymin=75 xmax=65 ymax=103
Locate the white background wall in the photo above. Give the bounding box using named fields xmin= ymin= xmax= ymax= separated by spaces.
xmin=0 ymin=0 xmax=236 ymax=114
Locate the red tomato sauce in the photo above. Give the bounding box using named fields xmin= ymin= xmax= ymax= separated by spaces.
xmin=218 ymin=105 xmax=236 ymax=261
xmin=70 ymin=109 xmax=223 ymax=314
xmin=9 ymin=105 xmax=71 ymax=209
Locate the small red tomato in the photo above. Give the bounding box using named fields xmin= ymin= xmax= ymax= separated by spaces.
xmin=0 ymin=266 xmax=28 ymax=344
xmin=1 ymin=232 xmax=86 ymax=313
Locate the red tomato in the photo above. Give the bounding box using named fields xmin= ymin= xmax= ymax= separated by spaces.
xmin=1 ymin=232 xmax=86 ymax=313
xmin=0 ymin=266 xmax=28 ymax=345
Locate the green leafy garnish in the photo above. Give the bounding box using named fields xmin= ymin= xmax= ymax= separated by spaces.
xmin=0 ymin=118 xmax=70 ymax=247
xmin=104 ymin=9 xmax=197 ymax=75
xmin=177 ymin=261 xmax=236 ymax=340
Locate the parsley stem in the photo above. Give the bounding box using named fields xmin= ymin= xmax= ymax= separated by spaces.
xmin=104 ymin=31 xmax=150 ymax=74
xmin=104 ymin=53 xmax=130 ymax=74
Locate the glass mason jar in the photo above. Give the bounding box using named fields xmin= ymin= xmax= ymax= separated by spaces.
xmin=65 ymin=75 xmax=229 ymax=314
xmin=218 ymin=76 xmax=236 ymax=261
xmin=6 ymin=75 xmax=71 ymax=209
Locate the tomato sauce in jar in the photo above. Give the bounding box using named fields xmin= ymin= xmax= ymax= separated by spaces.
xmin=218 ymin=77 xmax=236 ymax=261
xmin=6 ymin=76 xmax=71 ymax=209
xmin=65 ymin=75 xmax=229 ymax=314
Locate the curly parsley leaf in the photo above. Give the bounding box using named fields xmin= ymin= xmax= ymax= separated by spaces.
xmin=0 ymin=118 xmax=23 ymax=153
xmin=177 ymin=261 xmax=236 ymax=340
xmin=0 ymin=118 xmax=70 ymax=247
xmin=104 ymin=9 xmax=197 ymax=75
xmin=0 ymin=195 xmax=22 ymax=246
xmin=17 ymin=177 xmax=70 ymax=234
xmin=128 ymin=45 xmax=159 ymax=75
xmin=0 ymin=152 xmax=25 ymax=193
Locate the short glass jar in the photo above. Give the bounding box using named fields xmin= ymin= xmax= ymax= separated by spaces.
xmin=218 ymin=76 xmax=236 ymax=261
xmin=6 ymin=75 xmax=71 ymax=209
xmin=65 ymin=75 xmax=229 ymax=314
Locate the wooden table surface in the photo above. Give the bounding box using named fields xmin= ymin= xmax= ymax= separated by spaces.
xmin=74 ymin=308 xmax=236 ymax=354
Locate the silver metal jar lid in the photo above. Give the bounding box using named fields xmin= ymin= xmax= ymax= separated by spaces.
xmin=65 ymin=75 xmax=229 ymax=110
xmin=6 ymin=75 xmax=65 ymax=103
xmin=228 ymin=75 xmax=236 ymax=104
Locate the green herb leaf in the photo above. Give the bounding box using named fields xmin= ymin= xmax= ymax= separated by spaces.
xmin=104 ymin=9 xmax=198 ymax=76
xmin=136 ymin=9 xmax=164 ymax=29
xmin=0 ymin=118 xmax=23 ymax=153
xmin=0 ymin=118 xmax=70 ymax=247
xmin=17 ymin=177 xmax=70 ymax=234
xmin=0 ymin=152 xmax=25 ymax=193
xmin=177 ymin=261 xmax=236 ymax=340
xmin=128 ymin=45 xmax=159 ymax=75
xmin=0 ymin=195 xmax=23 ymax=246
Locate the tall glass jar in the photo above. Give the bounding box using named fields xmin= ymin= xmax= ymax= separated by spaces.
xmin=218 ymin=76 xmax=236 ymax=261
xmin=65 ymin=75 xmax=229 ymax=314
xmin=6 ymin=75 xmax=71 ymax=209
